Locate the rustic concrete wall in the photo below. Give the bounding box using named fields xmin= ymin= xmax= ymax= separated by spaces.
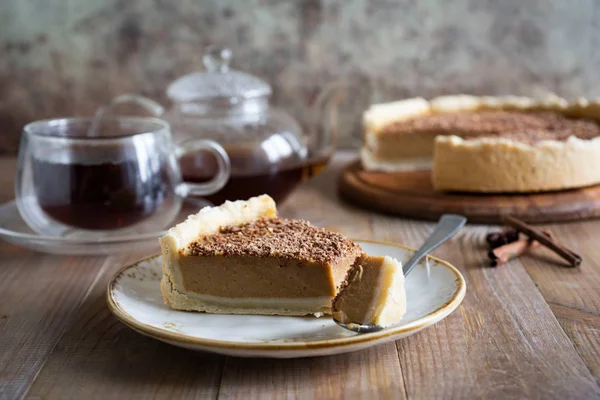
xmin=1 ymin=0 xmax=599 ymax=153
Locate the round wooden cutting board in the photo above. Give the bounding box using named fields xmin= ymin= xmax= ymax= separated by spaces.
xmin=338 ymin=160 xmax=600 ymax=224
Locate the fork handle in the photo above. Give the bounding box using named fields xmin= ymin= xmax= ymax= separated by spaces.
xmin=403 ymin=214 xmax=467 ymax=276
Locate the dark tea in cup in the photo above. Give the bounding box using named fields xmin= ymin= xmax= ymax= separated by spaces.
xmin=32 ymin=155 xmax=169 ymax=230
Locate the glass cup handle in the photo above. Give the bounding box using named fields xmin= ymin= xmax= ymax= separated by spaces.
xmin=175 ymin=140 xmax=231 ymax=197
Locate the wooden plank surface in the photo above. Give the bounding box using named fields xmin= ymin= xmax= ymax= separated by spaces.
xmin=0 ymin=153 xmax=599 ymax=399
xmin=551 ymin=304 xmax=600 ymax=384
xmin=219 ymin=347 xmax=406 ymax=399
xmin=289 ymin=170 xmax=600 ymax=399
xmin=375 ymin=220 xmax=599 ymax=398
xmin=0 ymin=245 xmax=107 ymax=399
xmin=519 ymin=220 xmax=600 ymax=385
xmin=26 ymin=253 xmax=225 ymax=400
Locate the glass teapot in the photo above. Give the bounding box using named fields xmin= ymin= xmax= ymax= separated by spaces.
xmin=104 ymin=46 xmax=345 ymax=204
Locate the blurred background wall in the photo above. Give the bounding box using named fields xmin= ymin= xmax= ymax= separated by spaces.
xmin=1 ymin=0 xmax=599 ymax=153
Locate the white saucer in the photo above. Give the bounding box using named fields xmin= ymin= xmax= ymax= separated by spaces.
xmin=107 ymin=240 xmax=466 ymax=358
xmin=0 ymin=199 xmax=210 ymax=255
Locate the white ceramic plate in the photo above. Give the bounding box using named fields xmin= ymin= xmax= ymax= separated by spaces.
xmin=107 ymin=240 xmax=466 ymax=358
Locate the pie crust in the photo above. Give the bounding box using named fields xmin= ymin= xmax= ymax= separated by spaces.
xmin=362 ymin=95 xmax=600 ymax=192
xmin=160 ymin=195 xmax=362 ymax=316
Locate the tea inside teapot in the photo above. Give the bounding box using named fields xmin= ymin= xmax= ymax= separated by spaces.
xmin=179 ymin=140 xmax=327 ymax=205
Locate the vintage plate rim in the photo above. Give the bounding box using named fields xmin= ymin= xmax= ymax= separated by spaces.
xmin=106 ymin=240 xmax=466 ymax=352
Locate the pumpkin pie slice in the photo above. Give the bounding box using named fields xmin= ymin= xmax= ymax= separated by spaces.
xmin=362 ymin=95 xmax=600 ymax=192
xmin=332 ymin=254 xmax=407 ymax=328
xmin=160 ymin=195 xmax=362 ymax=316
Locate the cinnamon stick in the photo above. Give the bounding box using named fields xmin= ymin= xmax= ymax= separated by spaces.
xmin=488 ymin=238 xmax=540 ymax=267
xmin=504 ymin=216 xmax=582 ymax=267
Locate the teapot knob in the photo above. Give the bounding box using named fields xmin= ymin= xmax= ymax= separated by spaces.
xmin=203 ymin=46 xmax=232 ymax=73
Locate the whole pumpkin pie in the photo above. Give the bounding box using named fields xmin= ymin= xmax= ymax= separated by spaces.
xmin=362 ymin=95 xmax=600 ymax=192
xmin=159 ymin=195 xmax=362 ymax=316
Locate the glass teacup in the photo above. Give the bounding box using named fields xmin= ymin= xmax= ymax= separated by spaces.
xmin=16 ymin=116 xmax=230 ymax=238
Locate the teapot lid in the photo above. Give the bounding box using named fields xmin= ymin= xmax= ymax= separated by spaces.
xmin=167 ymin=46 xmax=272 ymax=104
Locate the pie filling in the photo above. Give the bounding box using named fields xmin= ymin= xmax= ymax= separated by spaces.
xmin=160 ymin=195 xmax=362 ymax=316
xmin=176 ymin=253 xmax=359 ymax=299
xmin=160 ymin=286 xmax=334 ymax=316
xmin=360 ymin=148 xmax=433 ymax=171
xmin=332 ymin=255 xmax=406 ymax=327
xmin=366 ymin=109 xmax=600 ymax=162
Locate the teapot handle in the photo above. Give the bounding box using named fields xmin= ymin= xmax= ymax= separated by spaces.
xmin=87 ymin=93 xmax=165 ymax=137
xmin=86 ymin=94 xmax=165 ymax=137
xmin=310 ymin=80 xmax=349 ymax=159
xmin=104 ymin=93 xmax=165 ymax=116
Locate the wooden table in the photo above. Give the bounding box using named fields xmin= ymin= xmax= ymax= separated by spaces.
xmin=1 ymin=152 xmax=599 ymax=400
